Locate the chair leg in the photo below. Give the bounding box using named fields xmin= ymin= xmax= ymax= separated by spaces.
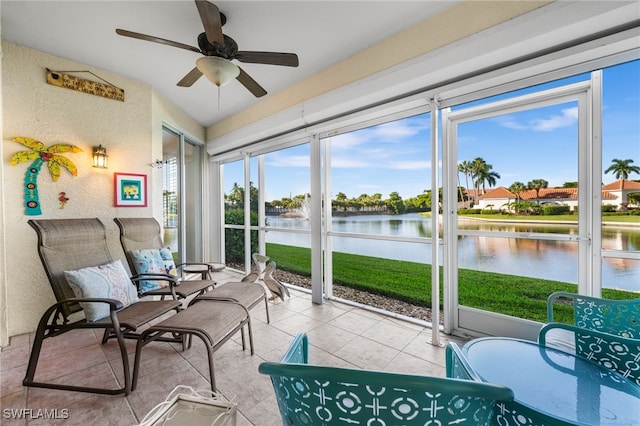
xmin=24 ymin=306 xmax=129 ymax=395
xmin=23 ymin=306 xmax=53 ymax=387
xmin=247 ymin=318 xmax=254 ymax=356
xmin=263 ymin=295 xmax=270 ymax=324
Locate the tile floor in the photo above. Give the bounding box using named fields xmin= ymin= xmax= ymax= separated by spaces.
xmin=1 ymin=268 xmax=467 ymax=425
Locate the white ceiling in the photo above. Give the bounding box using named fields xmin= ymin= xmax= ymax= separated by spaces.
xmin=1 ymin=1 xmax=458 ymax=127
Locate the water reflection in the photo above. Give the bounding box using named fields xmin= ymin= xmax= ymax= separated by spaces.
xmin=266 ymin=213 xmax=639 ymax=292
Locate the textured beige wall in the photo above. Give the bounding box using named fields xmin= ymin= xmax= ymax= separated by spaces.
xmin=0 ymin=41 xmax=202 ymax=344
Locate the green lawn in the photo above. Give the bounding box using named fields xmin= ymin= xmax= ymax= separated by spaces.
xmin=266 ymin=243 xmax=637 ymax=324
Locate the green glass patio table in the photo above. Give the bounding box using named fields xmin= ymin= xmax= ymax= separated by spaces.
xmin=463 ymin=337 xmax=640 ymax=425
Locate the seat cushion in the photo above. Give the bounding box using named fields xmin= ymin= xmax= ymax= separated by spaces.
xmin=130 ymin=248 xmax=171 ymax=292
xmin=64 ymin=260 xmax=139 ymax=321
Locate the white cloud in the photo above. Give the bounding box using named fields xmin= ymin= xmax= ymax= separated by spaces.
xmin=388 ymin=160 xmax=431 ymax=170
xmin=531 ymin=107 xmax=578 ymax=131
xmin=495 ymin=116 xmax=528 ymax=130
xmin=372 ymin=120 xmax=429 ymax=141
xmin=265 ymin=155 xmax=309 ymax=167
xmin=331 ymin=157 xmax=370 ymax=168
xmin=495 ymin=107 xmax=579 ymax=132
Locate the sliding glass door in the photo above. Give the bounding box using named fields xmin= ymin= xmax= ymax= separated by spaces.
xmin=162 ymin=126 xmax=204 ymax=263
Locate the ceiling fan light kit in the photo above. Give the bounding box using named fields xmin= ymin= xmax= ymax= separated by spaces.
xmin=115 ymin=0 xmax=299 ymax=100
xmin=196 ymin=56 xmax=239 ymax=87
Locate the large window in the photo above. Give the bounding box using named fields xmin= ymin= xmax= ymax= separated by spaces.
xmin=214 ymin=58 xmax=640 ymax=339
xmin=601 ymin=60 xmax=640 ymax=294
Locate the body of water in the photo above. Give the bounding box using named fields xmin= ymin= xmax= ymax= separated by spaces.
xmin=265 ymin=213 xmax=640 ymax=292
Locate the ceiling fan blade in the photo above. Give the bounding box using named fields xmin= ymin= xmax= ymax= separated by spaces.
xmin=237 ymin=67 xmax=267 ymax=98
xmin=116 ymin=29 xmax=201 ymax=54
xmin=195 ymin=0 xmax=224 ymax=47
xmin=235 ymin=51 xmax=299 ymax=67
xmin=177 ymin=67 xmax=203 ymax=87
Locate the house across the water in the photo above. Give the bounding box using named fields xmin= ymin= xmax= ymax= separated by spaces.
xmin=473 ymin=179 xmax=640 ymax=211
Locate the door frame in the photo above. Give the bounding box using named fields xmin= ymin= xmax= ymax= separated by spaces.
xmin=442 ymin=75 xmax=601 ymax=339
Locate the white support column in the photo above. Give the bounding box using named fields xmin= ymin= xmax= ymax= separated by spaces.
xmin=258 ymin=155 xmax=266 ymax=255
xmin=310 ymin=135 xmax=324 ymax=304
xmin=429 ymin=101 xmax=442 ymax=346
xmin=323 ymin=137 xmax=333 ymax=299
xmin=441 ymin=107 xmax=456 ymax=335
xmin=243 ymin=154 xmax=251 ymax=273
xmin=589 ymin=70 xmax=603 ymax=297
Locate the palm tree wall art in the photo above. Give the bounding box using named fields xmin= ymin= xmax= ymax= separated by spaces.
xmin=10 ymin=137 xmax=82 ymax=215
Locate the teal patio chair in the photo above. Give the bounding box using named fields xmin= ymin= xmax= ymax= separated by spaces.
xmin=546 ymin=291 xmax=639 ymax=339
xmin=539 ymin=322 xmax=640 ymax=386
xmin=446 ymin=342 xmax=483 ymax=381
xmin=259 ymin=334 xmax=513 ymax=426
xmin=446 ymin=341 xmax=587 ymax=426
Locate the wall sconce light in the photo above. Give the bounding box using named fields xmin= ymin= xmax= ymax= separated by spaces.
xmin=92 ymin=145 xmax=108 ymax=168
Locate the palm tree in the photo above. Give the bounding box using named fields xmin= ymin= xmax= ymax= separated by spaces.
xmin=527 ymin=179 xmax=548 ymax=205
xmin=10 ymin=136 xmax=82 ymax=215
xmin=604 ymin=158 xmax=640 ymax=180
xmin=458 ymin=160 xmax=473 ymax=206
xmin=471 ymin=157 xmax=501 ymax=195
xmin=508 ymin=181 xmax=526 ymax=213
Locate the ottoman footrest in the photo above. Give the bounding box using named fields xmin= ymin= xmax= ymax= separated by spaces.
xmin=132 ymin=299 xmax=253 ymax=392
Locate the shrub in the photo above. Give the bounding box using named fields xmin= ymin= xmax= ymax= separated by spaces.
xmin=602 ymin=205 xmax=617 ymax=213
xmin=459 ymin=208 xmax=481 ymax=214
xmin=542 ymin=205 xmax=570 ymax=215
xmin=224 ymin=209 xmax=259 ymax=262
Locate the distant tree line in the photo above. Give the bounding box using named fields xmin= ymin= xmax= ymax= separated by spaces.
xmin=224 ymin=158 xmax=640 ymax=217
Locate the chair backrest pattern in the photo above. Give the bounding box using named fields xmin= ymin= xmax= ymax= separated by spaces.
xmin=539 ymin=323 xmax=640 ymax=386
xmin=574 ymin=328 xmax=640 ymax=385
xmin=547 ymin=292 xmax=640 ymax=339
xmin=573 ymin=296 xmax=639 ymax=339
xmin=260 ymin=335 xmax=513 ymax=426
xmin=29 ymin=218 xmax=113 ymax=317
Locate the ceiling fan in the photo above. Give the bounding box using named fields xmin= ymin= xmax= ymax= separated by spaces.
xmin=115 ymin=0 xmax=299 ymax=97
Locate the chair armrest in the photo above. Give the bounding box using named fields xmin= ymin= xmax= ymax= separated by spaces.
xmin=280 ymin=333 xmax=308 ymax=364
xmin=546 ymin=291 xmax=576 ymax=323
xmin=445 ymin=342 xmax=483 ymax=381
xmin=62 ymin=297 xmax=124 ymax=311
xmin=538 ymin=322 xmax=578 ymax=352
xmin=130 ymin=273 xmax=180 ymax=287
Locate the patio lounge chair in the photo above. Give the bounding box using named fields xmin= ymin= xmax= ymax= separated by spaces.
xmin=259 ymin=333 xmax=514 ymax=426
xmin=25 ymin=218 xmax=183 ymax=395
xmin=114 ymin=217 xmax=214 ymax=300
xmin=115 ymin=217 xmax=271 ymax=322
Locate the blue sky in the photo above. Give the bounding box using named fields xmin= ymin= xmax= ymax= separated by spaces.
xmin=227 ymin=59 xmax=639 ymax=201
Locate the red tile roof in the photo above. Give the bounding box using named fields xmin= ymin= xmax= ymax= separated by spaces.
xmin=601 ymin=179 xmax=640 ymax=190
xmin=477 ymin=186 xmax=617 ymax=200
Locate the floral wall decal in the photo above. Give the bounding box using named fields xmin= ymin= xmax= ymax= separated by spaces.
xmin=10 ymin=137 xmax=82 ymax=215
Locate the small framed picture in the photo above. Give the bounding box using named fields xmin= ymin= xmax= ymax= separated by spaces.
xmin=114 ymin=173 xmax=147 ymax=207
